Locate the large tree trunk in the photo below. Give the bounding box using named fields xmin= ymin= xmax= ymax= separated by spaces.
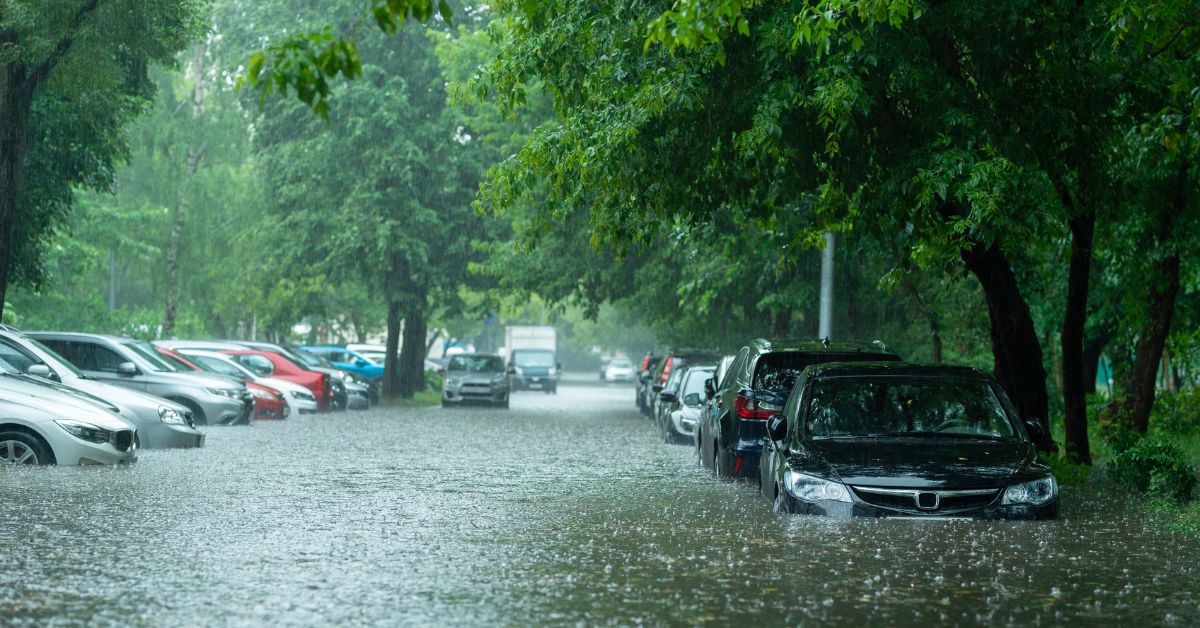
xmin=1060 ymin=213 xmax=1095 ymax=464
xmin=0 ymin=63 xmax=32 ymax=320
xmin=1082 ymin=330 xmax=1109 ymax=395
xmin=382 ymin=299 xmax=402 ymax=399
xmin=903 ymin=279 xmax=942 ymax=362
xmin=960 ymin=240 xmax=1052 ymax=451
xmin=1124 ymin=253 xmax=1182 ymax=433
xmin=398 ymin=305 xmax=426 ymax=398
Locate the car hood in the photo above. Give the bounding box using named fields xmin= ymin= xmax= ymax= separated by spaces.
xmin=796 ymin=438 xmax=1035 ymax=489
xmin=0 ymin=375 xmax=134 ymax=431
xmin=70 ymin=378 xmax=188 ymax=417
xmin=258 ymin=377 xmax=309 ymax=396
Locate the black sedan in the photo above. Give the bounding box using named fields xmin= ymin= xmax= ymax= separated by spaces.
xmin=759 ymin=362 xmax=1058 ymax=520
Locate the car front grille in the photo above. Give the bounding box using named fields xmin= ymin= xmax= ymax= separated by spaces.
xmin=111 ymin=430 xmax=134 ymax=452
xmin=851 ymin=486 xmax=1001 ymax=514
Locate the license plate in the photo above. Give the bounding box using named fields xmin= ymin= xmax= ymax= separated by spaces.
xmin=529 ymin=383 xmax=542 ymax=388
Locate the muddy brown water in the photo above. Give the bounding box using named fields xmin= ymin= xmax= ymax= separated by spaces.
xmin=3 ymin=376 xmax=1199 ymax=626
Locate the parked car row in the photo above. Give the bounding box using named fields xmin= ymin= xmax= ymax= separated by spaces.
xmin=0 ymin=326 xmax=380 ymax=467
xmin=638 ymin=338 xmax=1060 ymax=520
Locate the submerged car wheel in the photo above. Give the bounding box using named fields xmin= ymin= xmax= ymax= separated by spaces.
xmin=772 ymin=485 xmax=794 ymax=513
xmin=0 ymin=431 xmax=51 ymax=466
xmin=498 ymin=396 xmax=510 ymax=410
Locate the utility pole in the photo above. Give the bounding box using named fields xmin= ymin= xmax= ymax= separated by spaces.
xmin=818 ymin=232 xmax=835 ymax=339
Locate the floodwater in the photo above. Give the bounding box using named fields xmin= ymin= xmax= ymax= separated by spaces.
xmin=3 ymin=375 xmax=1199 ymax=626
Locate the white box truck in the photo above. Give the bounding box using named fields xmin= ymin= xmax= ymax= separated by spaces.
xmin=504 ymin=325 xmax=559 ymax=393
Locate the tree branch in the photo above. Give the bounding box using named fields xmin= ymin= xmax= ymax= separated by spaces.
xmin=22 ymin=0 xmax=104 ymax=93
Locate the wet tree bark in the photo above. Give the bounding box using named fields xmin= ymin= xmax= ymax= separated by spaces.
xmin=398 ymin=305 xmax=427 ymax=398
xmin=903 ymin=279 xmax=942 ymax=362
xmin=960 ymin=239 xmax=1052 ymax=451
xmin=1124 ymin=252 xmax=1182 ymax=433
xmin=771 ymin=311 xmax=790 ymax=338
xmin=382 ymin=299 xmax=403 ymax=399
xmin=1060 ymin=213 xmax=1095 ymax=464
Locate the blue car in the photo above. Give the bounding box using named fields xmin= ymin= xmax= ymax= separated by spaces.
xmin=299 ymin=346 xmax=384 ymax=382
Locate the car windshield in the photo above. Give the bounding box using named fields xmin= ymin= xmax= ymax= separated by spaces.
xmin=609 ymin=360 xmax=631 ymax=369
xmin=753 ymin=352 xmax=886 ymax=392
xmin=512 ymin=350 xmax=554 ymax=368
xmin=191 ymin=355 xmax=252 ymax=380
xmin=805 ymin=376 xmax=1018 ymax=440
xmin=124 ymin=341 xmax=189 ymax=373
xmin=26 ymin=337 xmax=85 ymax=378
xmin=447 ymin=355 xmax=504 ymax=372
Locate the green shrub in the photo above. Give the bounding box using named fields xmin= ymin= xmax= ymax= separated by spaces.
xmin=1109 ymin=438 xmax=1197 ymax=502
xmin=424 ymin=369 xmax=443 ymax=392
xmin=1096 ymin=402 xmax=1141 ymax=455
xmin=1040 ymin=454 xmax=1092 ymax=487
xmin=1153 ymin=389 xmax=1200 ymax=436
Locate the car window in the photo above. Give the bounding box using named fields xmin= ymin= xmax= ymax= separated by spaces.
xmin=193 ymin=355 xmax=248 ymax=379
xmin=25 ymin=338 xmax=85 ymax=378
xmin=724 ymin=348 xmax=750 ymax=390
xmin=681 ymin=369 xmax=713 ymax=397
xmin=234 ymin=354 xmax=275 ymax=377
xmin=512 ymin=350 xmax=554 ymax=368
xmin=0 ymin=339 xmax=38 ymax=373
xmin=122 ymin=341 xmax=185 ymax=373
xmin=805 ymin=376 xmax=1018 ymax=440
xmin=609 ymin=360 xmax=632 ymax=369
xmin=447 ymin=355 xmax=504 ymax=372
xmin=49 ymin=340 xmax=126 ymax=373
xmin=752 ymin=352 xmax=883 ymax=393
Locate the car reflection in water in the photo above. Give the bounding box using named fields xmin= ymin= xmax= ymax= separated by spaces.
xmin=760 ymin=362 xmax=1058 ymax=520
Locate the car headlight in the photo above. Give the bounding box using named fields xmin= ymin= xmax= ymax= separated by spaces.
xmin=290 ymin=390 xmax=315 ymax=401
xmin=1002 ymin=476 xmax=1058 ymax=506
xmin=783 ymin=469 xmax=851 ymax=503
xmin=158 ymin=406 xmax=188 ymax=425
xmin=492 ymin=373 xmax=506 ymax=383
xmin=548 ymin=367 xmax=557 ymax=377
xmin=249 ymin=387 xmax=278 ymax=400
xmin=205 ymin=387 xmax=242 ymax=399
xmin=445 ymin=378 xmax=462 ymax=387
xmin=55 ymin=419 xmax=112 ymax=444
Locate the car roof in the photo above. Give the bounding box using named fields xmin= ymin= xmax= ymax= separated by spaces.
xmin=806 ymin=361 xmax=990 ymax=380
xmin=748 ymin=338 xmax=898 ymax=356
xmin=28 ymin=331 xmax=136 ymax=344
xmin=447 ymin=353 xmax=503 ymax=359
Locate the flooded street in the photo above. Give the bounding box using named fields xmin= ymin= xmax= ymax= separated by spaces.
xmin=4 ymin=375 xmax=1200 ymax=626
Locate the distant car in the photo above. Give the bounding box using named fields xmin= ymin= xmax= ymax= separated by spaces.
xmin=31 ymin=332 xmax=253 ymax=427
xmin=0 ymin=357 xmax=138 ymax=465
xmin=603 ymin=359 xmax=635 ymax=383
xmin=222 ymin=350 xmax=333 ymax=412
xmin=636 ymin=352 xmax=662 ymax=412
xmin=642 ymin=349 xmax=722 ymax=418
xmin=653 ymin=361 xmax=689 ymax=430
xmin=174 ymin=349 xmax=318 ymax=415
xmin=697 ymin=339 xmax=900 ymax=479
xmin=657 ymin=364 xmax=715 ymax=444
xmin=509 ymin=349 xmax=559 ymax=394
xmin=300 ymin=345 xmax=384 ymax=383
xmin=760 ymin=362 xmax=1058 ymax=520
xmin=347 ymin=343 xmax=389 ymax=364
xmin=0 ymin=325 xmax=203 ymax=448
xmin=442 ymin=354 xmax=509 ymax=408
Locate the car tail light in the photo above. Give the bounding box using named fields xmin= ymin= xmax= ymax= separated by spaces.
xmin=641 ymin=355 xmax=651 ymax=370
xmin=733 ymin=394 xmax=781 ymax=420
xmin=659 ymin=357 xmax=673 ymax=384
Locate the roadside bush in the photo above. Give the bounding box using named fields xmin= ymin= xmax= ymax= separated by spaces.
xmin=1096 ymin=402 xmax=1140 ymax=455
xmin=425 ymin=369 xmax=443 ymax=392
xmin=1109 ymin=438 xmax=1197 ymax=502
xmin=1153 ymin=389 xmax=1200 ymax=436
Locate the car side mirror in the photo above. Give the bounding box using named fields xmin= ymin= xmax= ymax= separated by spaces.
xmin=683 ymin=392 xmax=701 ymax=406
xmin=1024 ymin=419 xmax=1046 ymax=444
xmin=767 ymin=413 xmax=788 ymax=446
xmin=556 ymin=362 xmax=562 ymax=371
xmin=659 ymin=390 xmax=677 ymax=403
xmin=117 ymin=361 xmax=138 ymax=376
xmin=703 ymin=377 xmax=715 ymax=399
xmin=26 ymin=364 xmax=52 ymax=379
xmin=506 ymin=366 xmax=516 ymax=375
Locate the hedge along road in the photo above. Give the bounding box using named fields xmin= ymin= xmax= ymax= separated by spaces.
xmin=2 ymin=374 xmax=1199 ymax=625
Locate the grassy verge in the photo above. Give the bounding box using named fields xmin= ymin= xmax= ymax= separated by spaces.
xmin=374 ymin=390 xmax=441 ymax=408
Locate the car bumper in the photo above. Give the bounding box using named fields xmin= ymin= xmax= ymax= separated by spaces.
xmin=48 ymin=434 xmax=138 ymax=466
xmin=347 ymin=389 xmax=370 ymax=409
xmin=141 ymin=422 xmax=205 ymax=449
xmin=787 ymin=498 xmax=1059 ymax=520
xmin=512 ymin=377 xmax=555 ymax=390
xmin=443 ymin=386 xmax=508 ymax=403
xmin=198 ymin=396 xmax=253 ymax=426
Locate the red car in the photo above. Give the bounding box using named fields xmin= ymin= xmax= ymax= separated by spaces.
xmin=156 ymin=347 xmax=290 ymax=421
xmin=223 ymin=349 xmax=332 ymax=412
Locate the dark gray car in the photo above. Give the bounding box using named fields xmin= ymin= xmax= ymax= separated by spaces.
xmin=0 ymin=326 xmax=204 ymax=448
xmin=442 ymin=354 xmax=510 ymax=408
xmin=30 ymin=332 xmax=253 ymax=426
